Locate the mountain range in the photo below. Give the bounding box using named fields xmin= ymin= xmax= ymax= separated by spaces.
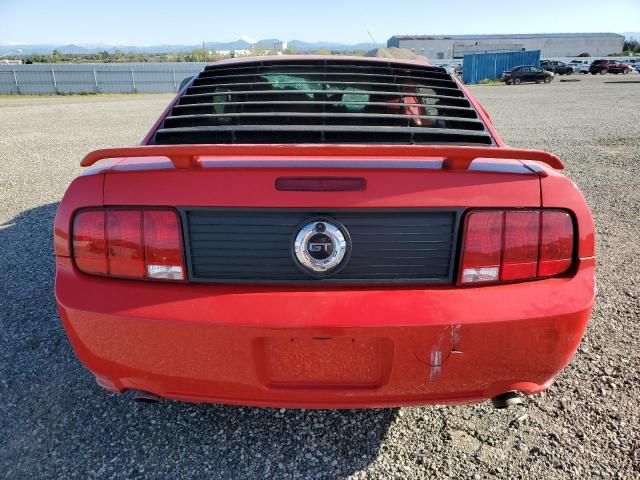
xmin=0 ymin=39 xmax=383 ymax=55
xmin=3 ymin=33 xmax=638 ymax=56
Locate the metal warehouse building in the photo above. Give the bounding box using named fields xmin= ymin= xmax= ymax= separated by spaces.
xmin=387 ymin=33 xmax=625 ymax=59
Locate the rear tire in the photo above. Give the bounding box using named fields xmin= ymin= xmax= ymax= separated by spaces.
xmin=513 ymin=77 xmax=521 ymax=85
xmin=601 ymin=68 xmax=608 ymax=74
xmin=623 ymin=68 xmax=631 ymax=74
xmin=543 ymin=76 xmax=552 ymax=84
xmin=566 ymin=69 xmax=573 ymax=75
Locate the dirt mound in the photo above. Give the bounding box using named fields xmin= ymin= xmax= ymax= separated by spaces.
xmin=365 ymin=47 xmax=429 ymax=62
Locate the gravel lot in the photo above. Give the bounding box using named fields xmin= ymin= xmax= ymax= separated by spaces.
xmin=1 ymin=73 xmax=639 ymax=479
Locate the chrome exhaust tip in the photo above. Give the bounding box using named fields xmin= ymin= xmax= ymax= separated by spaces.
xmin=132 ymin=390 xmax=161 ymax=403
xmin=491 ymin=391 xmax=523 ymax=409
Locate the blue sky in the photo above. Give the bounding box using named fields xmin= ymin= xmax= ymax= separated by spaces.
xmin=1 ymin=0 xmax=639 ymax=45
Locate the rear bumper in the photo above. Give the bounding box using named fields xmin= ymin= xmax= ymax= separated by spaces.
xmin=55 ymin=259 xmax=595 ymax=408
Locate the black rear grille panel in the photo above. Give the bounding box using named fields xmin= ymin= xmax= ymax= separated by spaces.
xmin=183 ymin=209 xmax=460 ymax=284
xmin=152 ymin=58 xmax=493 ymax=146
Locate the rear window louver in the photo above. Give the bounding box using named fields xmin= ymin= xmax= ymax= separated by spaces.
xmin=152 ymin=59 xmax=493 ymax=146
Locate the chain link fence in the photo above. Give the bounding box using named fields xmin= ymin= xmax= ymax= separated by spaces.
xmin=0 ymin=63 xmax=208 ymax=95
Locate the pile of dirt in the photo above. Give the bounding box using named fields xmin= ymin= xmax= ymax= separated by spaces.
xmin=365 ymin=47 xmax=428 ymax=62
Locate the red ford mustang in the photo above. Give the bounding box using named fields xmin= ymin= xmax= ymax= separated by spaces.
xmin=54 ymin=56 xmax=595 ymax=409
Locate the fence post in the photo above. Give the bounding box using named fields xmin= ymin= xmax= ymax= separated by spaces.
xmin=51 ymin=68 xmax=58 ymax=93
xmin=13 ymin=69 xmax=19 ymax=94
xmin=172 ymin=68 xmax=177 ymax=91
xmin=131 ymin=69 xmax=136 ymax=93
xmin=93 ymin=68 xmax=99 ymax=92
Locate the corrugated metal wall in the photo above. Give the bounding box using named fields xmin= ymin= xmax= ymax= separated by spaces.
xmin=0 ymin=63 xmax=208 ymax=94
xmin=462 ymin=51 xmax=541 ymax=84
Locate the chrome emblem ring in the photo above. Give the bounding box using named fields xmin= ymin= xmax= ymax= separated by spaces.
xmin=294 ymin=220 xmax=348 ymax=273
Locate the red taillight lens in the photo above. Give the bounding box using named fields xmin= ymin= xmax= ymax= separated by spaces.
xmin=107 ymin=210 xmax=145 ymax=278
xmin=501 ymin=211 xmax=540 ymax=281
xmin=72 ymin=208 xmax=185 ymax=281
xmin=72 ymin=210 xmax=107 ymax=275
xmin=143 ymin=210 xmax=185 ymax=280
xmin=460 ymin=211 xmax=503 ymax=283
xmin=459 ymin=209 xmax=574 ymax=285
xmin=538 ymin=211 xmax=574 ymax=277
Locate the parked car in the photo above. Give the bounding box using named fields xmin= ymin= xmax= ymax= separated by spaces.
xmin=540 ymin=60 xmax=574 ymax=75
xmin=438 ymin=63 xmax=456 ymax=75
xmin=55 ymin=56 xmax=595 ymax=409
xmin=569 ymin=60 xmax=590 ymax=74
xmin=625 ymin=59 xmax=640 ymax=72
xmin=589 ymin=59 xmax=633 ymax=74
xmin=502 ymin=65 xmax=554 ymax=85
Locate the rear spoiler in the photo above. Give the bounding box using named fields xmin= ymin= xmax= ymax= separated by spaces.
xmin=80 ymin=144 xmax=564 ymax=171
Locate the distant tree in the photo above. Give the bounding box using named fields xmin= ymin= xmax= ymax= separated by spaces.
xmin=623 ymin=39 xmax=640 ymax=53
xmin=283 ymin=46 xmax=299 ymax=55
xmin=577 ymin=52 xmax=591 ymax=57
xmin=315 ymin=48 xmax=331 ymax=55
xmin=252 ymin=44 xmax=270 ymax=56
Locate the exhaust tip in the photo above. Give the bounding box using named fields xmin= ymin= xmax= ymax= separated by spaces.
xmin=491 ymin=391 xmax=523 ymax=409
xmin=133 ymin=390 xmax=161 ymax=403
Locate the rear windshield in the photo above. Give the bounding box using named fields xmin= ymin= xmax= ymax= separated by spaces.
xmin=151 ymin=59 xmax=493 ymax=146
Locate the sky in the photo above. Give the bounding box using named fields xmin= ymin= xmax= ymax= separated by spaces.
xmin=1 ymin=0 xmax=639 ymax=45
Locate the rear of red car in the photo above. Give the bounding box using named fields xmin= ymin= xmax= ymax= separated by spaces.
xmin=54 ymin=56 xmax=595 ymax=408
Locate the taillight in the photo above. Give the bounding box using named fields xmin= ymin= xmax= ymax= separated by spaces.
xmin=538 ymin=211 xmax=574 ymax=277
xmin=72 ymin=210 xmax=107 ymax=275
xmin=72 ymin=208 xmax=185 ymax=281
xmin=459 ymin=209 xmax=574 ymax=285
xmin=502 ymin=211 xmax=540 ymax=281
xmin=106 ymin=210 xmax=145 ymax=278
xmin=143 ymin=210 xmax=185 ymax=280
xmin=460 ymin=211 xmax=502 ymax=283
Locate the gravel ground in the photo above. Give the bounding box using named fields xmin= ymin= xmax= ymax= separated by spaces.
xmin=1 ymin=74 xmax=639 ymax=479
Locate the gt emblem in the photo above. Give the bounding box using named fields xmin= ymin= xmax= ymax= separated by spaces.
xmin=293 ymin=220 xmax=349 ymax=274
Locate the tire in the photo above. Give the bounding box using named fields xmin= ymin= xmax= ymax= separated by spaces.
xmin=513 ymin=77 xmax=521 ymax=85
xmin=623 ymin=68 xmax=631 ymax=74
xmin=543 ymin=76 xmax=552 ymax=84
xmin=566 ymin=69 xmax=573 ymax=75
xmin=601 ymin=68 xmax=608 ymax=75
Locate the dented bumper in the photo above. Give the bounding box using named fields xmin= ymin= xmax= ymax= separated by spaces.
xmin=55 ymin=259 xmax=594 ymax=408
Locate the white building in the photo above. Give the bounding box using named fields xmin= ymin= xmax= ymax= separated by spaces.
xmin=387 ymin=33 xmax=625 ymax=59
xmin=273 ymin=41 xmax=288 ymax=52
